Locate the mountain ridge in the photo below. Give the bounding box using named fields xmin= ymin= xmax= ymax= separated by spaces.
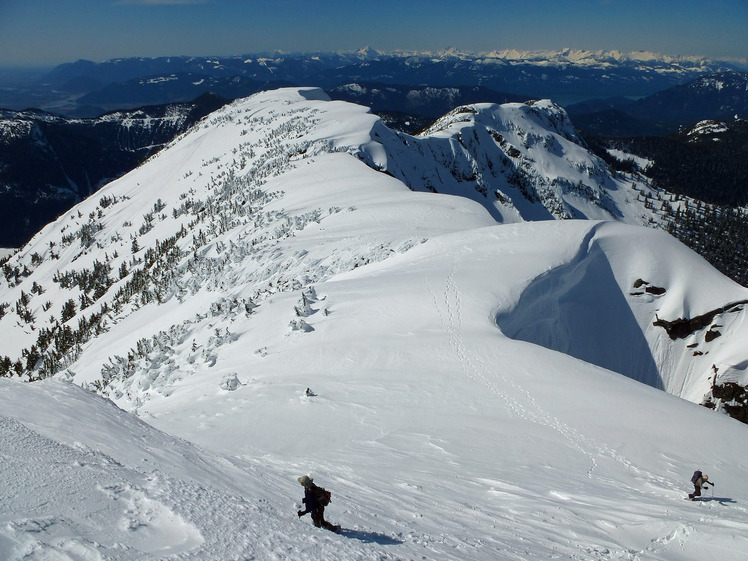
xmin=1 ymin=88 xmax=746 ymax=414
xmin=571 ymin=71 xmax=748 ymax=135
xmin=0 ymin=92 xmax=229 ymax=247
xmin=3 ymin=48 xmax=740 ymax=116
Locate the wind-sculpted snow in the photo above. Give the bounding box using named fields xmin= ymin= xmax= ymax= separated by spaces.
xmin=0 ymin=379 xmax=378 ymax=561
xmin=2 ymin=88 xmax=748 ymax=559
xmin=496 ymin=221 xmax=748 ymax=401
xmin=496 ymin=223 xmax=664 ymax=390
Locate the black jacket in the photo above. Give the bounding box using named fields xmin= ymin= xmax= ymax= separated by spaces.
xmin=303 ymin=485 xmax=321 ymax=511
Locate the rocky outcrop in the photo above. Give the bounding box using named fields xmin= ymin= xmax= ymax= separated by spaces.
xmin=630 ymin=278 xmax=667 ymax=296
xmin=653 ymin=301 xmax=748 ymax=340
xmin=704 ymin=380 xmax=748 ymax=424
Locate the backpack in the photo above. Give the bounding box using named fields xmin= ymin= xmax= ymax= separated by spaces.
xmin=315 ymin=487 xmax=332 ymax=506
xmin=691 ymin=470 xmax=702 ymax=484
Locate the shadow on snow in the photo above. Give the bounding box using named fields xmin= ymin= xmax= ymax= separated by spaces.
xmin=694 ymin=496 xmax=737 ymax=505
xmin=338 ymin=528 xmax=404 ymax=544
xmin=496 ymin=226 xmax=664 ymax=390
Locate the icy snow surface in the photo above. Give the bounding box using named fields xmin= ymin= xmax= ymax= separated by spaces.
xmin=2 ymin=88 xmax=748 ymax=560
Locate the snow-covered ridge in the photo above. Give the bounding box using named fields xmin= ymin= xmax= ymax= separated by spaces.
xmin=0 ymin=87 xmax=746 ymax=408
xmin=0 ymin=89 xmax=739 ymax=403
xmin=360 ymin=98 xmax=657 ymax=224
xmin=476 ymin=48 xmax=722 ymax=67
xmin=3 ymin=86 xmax=748 ymax=561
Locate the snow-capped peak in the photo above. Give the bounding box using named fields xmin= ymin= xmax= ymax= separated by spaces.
xmin=479 ymin=47 xmax=719 ymax=68
xmin=687 ymin=120 xmax=729 ymax=137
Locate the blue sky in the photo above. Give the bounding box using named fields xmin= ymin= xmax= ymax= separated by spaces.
xmin=1 ymin=0 xmax=746 ymax=67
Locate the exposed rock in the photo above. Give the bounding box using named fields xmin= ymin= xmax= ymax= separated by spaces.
xmin=705 ymin=329 xmax=722 ymax=342
xmin=653 ymin=300 xmax=748 ymax=339
xmin=712 ymin=381 xmax=746 ymax=401
xmin=631 ymin=279 xmax=666 ymax=295
xmin=704 ymin=382 xmax=748 ymax=424
xmin=645 ymin=285 xmax=666 ymax=295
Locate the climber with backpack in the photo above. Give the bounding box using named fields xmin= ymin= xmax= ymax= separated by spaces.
xmin=688 ymin=470 xmax=714 ymax=500
xmin=297 ymin=475 xmax=340 ymax=532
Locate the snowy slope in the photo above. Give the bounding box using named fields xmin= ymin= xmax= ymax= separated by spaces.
xmin=3 ymin=282 xmax=748 ymax=560
xmin=363 ymin=99 xmax=657 ymax=224
xmin=496 ymin=222 xmax=748 ymax=402
xmin=2 ymin=88 xmax=748 ymax=560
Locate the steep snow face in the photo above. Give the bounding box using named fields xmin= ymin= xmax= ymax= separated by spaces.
xmin=496 ymin=222 xmax=748 ymax=402
xmin=359 ymin=99 xmax=658 ymax=225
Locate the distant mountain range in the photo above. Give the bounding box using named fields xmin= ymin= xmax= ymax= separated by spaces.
xmin=1 ymin=49 xmax=742 ymax=117
xmin=570 ymin=71 xmax=748 ymax=136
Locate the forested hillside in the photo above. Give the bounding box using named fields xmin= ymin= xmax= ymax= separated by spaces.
xmin=582 ymin=121 xmax=748 ymax=287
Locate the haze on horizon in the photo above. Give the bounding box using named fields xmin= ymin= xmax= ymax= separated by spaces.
xmin=0 ymin=0 xmax=746 ymax=69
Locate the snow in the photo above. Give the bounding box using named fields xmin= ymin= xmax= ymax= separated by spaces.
xmin=3 ymin=316 xmax=748 ymax=560
xmin=2 ymin=87 xmax=748 ymax=560
xmin=687 ymin=120 xmax=729 ymax=138
xmin=606 ymin=148 xmax=653 ymax=171
xmin=478 ymin=48 xmax=716 ymax=69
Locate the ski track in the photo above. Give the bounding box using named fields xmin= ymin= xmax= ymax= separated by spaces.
xmin=422 ymin=238 xmax=748 ymax=560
